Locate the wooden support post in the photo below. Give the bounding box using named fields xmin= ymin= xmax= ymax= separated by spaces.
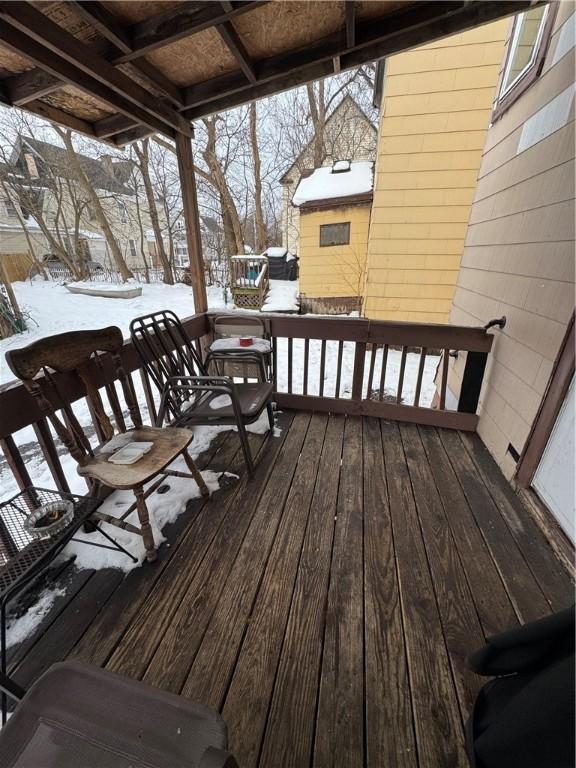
xmin=175 ymin=132 xmax=208 ymax=314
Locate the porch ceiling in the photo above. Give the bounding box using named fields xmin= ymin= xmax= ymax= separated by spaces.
xmin=0 ymin=0 xmax=539 ymax=146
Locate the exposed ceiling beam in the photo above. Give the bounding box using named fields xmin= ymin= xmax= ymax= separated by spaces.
xmin=71 ymin=0 xmax=132 ymax=54
xmin=0 ymin=2 xmax=191 ymax=137
xmin=70 ymin=1 xmax=185 ymax=108
xmin=122 ymin=0 xmax=267 ymax=61
xmin=345 ymin=1 xmax=356 ymax=49
xmin=216 ymin=20 xmax=257 ymax=84
xmin=97 ymin=0 xmax=533 ymax=140
xmin=182 ymin=0 xmax=533 ymax=118
xmin=0 ymin=18 xmax=177 ymax=139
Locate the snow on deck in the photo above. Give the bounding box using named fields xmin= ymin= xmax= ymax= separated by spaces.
xmin=292 ymin=160 xmax=374 ymax=206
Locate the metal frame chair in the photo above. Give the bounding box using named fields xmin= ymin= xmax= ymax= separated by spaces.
xmin=130 ymin=310 xmax=274 ymax=475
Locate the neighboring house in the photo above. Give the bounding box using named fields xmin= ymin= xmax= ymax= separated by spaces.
xmin=363 ymin=19 xmax=509 ymax=322
xmin=443 ymin=3 xmax=575 ymax=541
xmin=279 ymin=95 xmax=377 ymax=255
xmin=292 ymin=160 xmax=374 ymax=314
xmin=0 ymin=135 xmax=167 ymax=273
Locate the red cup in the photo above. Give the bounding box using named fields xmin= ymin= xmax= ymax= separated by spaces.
xmin=239 ymin=337 xmax=253 ymax=347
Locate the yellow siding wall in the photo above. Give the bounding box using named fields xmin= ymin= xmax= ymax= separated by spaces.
xmin=299 ymin=204 xmax=371 ymax=298
xmin=364 ymin=20 xmax=508 ymax=323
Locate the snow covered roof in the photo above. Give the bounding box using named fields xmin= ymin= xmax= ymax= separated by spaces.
xmin=292 ymin=160 xmax=374 ymax=208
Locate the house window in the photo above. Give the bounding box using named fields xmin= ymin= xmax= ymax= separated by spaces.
xmin=117 ymin=200 xmax=128 ymax=223
xmin=494 ymin=5 xmax=555 ymax=118
xmin=319 ymin=222 xmax=350 ymax=247
xmin=128 ymin=239 xmax=137 ymax=258
xmin=4 ymin=199 xmax=18 ymax=218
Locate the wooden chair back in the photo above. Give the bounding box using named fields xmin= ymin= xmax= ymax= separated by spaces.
xmin=5 ymin=326 xmax=142 ymax=464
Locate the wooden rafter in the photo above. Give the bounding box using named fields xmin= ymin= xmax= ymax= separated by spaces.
xmin=216 ymin=20 xmax=257 ymax=84
xmin=70 ymin=1 xmax=185 ymax=108
xmin=121 ymin=0 xmax=267 ymax=62
xmin=181 ymin=0 xmax=534 ymax=119
xmin=0 ymin=2 xmax=191 ymax=138
xmin=345 ymin=1 xmax=356 ymax=49
xmin=80 ymin=0 xmax=535 ymax=141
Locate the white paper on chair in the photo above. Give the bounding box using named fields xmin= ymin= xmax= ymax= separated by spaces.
xmin=108 ymin=441 xmax=154 ymax=464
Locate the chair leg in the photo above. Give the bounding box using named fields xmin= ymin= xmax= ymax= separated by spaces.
xmin=133 ymin=485 xmax=157 ymax=563
xmin=183 ymin=450 xmax=210 ymax=498
xmin=266 ymin=402 xmax=275 ymax=432
xmin=237 ymin=420 xmax=255 ymax=476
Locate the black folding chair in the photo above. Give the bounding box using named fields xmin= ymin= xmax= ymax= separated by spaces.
xmin=130 ymin=310 xmax=274 ymax=475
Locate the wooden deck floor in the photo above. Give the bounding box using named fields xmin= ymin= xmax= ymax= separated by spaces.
xmin=8 ymin=410 xmax=574 ymax=768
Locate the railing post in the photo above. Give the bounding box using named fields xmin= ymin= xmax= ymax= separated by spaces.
xmin=458 ymin=351 xmax=488 ymax=414
xmin=351 ymin=342 xmax=366 ymax=400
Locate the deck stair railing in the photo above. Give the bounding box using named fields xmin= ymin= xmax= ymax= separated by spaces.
xmin=0 ymin=312 xmax=495 ymax=495
xmin=230 ymin=256 xmax=269 ymax=310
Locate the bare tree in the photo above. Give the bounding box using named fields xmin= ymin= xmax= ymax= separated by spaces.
xmin=133 ymin=138 xmax=174 ymax=284
xmin=249 ymin=102 xmax=267 ymax=253
xmin=53 ymin=127 xmax=134 ymax=281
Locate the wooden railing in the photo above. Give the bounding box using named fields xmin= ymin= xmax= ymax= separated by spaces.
xmin=0 ymin=312 xmax=494 ymax=496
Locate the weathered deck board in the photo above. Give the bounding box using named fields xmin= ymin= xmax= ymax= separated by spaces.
xmin=399 ymin=422 xmax=485 ymax=722
xmin=417 ymin=425 xmax=518 ymax=637
xmin=382 ymin=420 xmax=469 ymax=768
xmin=439 ymin=429 xmax=551 ymax=623
xmin=222 ymin=413 xmax=328 ymax=768
xmin=313 ymin=416 xmax=365 ymax=768
xmin=363 ymin=417 xmax=416 ymax=768
xmin=259 ymin=414 xmax=344 ymax=767
xmin=9 ymin=412 xmax=573 ymax=768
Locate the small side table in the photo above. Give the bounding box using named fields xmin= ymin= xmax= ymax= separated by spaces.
xmin=0 ymin=487 xmax=128 ymax=723
xmin=206 ymin=337 xmax=273 ymax=382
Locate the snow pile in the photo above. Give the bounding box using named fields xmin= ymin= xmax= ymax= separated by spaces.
xmin=6 ymin=586 xmax=65 ymax=649
xmin=262 ymin=280 xmax=299 ymax=312
xmin=292 ymin=161 xmax=374 ymax=206
xmin=263 ymin=247 xmax=287 ymax=258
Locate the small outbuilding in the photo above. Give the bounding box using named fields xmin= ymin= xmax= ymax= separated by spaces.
xmin=292 ymin=160 xmax=374 ymax=314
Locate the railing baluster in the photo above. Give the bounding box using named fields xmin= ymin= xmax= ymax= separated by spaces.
xmin=303 ymin=339 xmax=309 ymax=396
xmin=397 ymin=346 xmax=407 ymax=405
xmin=378 ymin=344 xmax=388 ymax=401
xmin=413 ymin=347 xmax=427 ymax=407
xmin=139 ymin=368 xmax=157 ymax=425
xmin=287 ymin=337 xmax=293 ymax=394
xmin=440 ymin=348 xmax=450 ymax=410
xmin=0 ymin=435 xmax=32 ymax=491
xmin=352 ymin=342 xmax=366 ymax=401
xmin=33 ymin=419 xmax=70 ymax=493
xmin=272 ymin=337 xmax=278 ymax=392
xmin=335 ymin=340 xmax=344 ymax=398
xmin=366 ymin=344 xmax=378 ymax=400
xmin=319 ymin=340 xmax=326 ymax=397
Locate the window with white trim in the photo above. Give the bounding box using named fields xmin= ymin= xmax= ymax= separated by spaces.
xmin=500 ymin=6 xmax=549 ymax=97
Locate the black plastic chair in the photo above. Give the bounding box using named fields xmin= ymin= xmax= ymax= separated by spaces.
xmin=0 ymin=661 xmax=238 ymax=767
xmin=130 ymin=310 xmax=274 ymax=475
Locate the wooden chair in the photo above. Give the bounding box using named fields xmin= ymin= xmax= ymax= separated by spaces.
xmin=5 ymin=327 xmax=209 ymax=563
xmin=129 ymin=310 xmax=274 ymax=475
